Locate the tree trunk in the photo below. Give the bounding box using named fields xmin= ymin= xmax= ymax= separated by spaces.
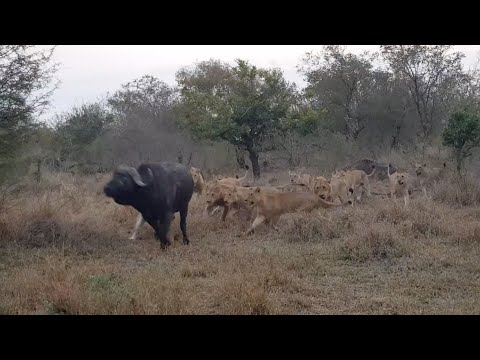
xmin=352 ymin=130 xmax=360 ymax=141
xmin=235 ymin=147 xmax=246 ymax=169
xmin=287 ymin=156 xmax=294 ymax=169
xmin=391 ymin=125 xmax=401 ymax=149
xmin=345 ymin=113 xmax=364 ymax=141
xmin=455 ymin=148 xmax=463 ymax=175
xmin=247 ymin=148 xmax=260 ymax=179
xmin=35 ymin=159 xmax=42 ymax=183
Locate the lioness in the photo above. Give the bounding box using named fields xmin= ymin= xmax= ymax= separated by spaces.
xmin=336 ymin=166 xmax=376 ymax=202
xmin=388 ymin=164 xmax=410 ymax=207
xmin=203 ymin=181 xmax=237 ymax=221
xmin=313 ymin=175 xmax=353 ymax=206
xmin=217 ymin=166 xmax=250 ymax=186
xmin=190 ymin=166 xmax=206 ymax=195
xmin=288 ymin=170 xmax=314 ymax=191
xmin=223 ymin=185 xmax=280 ymax=221
xmin=415 ymin=162 xmax=446 ymax=196
xmin=243 ymin=186 xmax=341 ymax=235
xmin=275 ymin=183 xmax=311 ymax=193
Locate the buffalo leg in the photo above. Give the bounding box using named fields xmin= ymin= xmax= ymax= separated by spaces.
xmin=158 ymin=212 xmax=174 ymax=248
xmin=144 ymin=215 xmax=172 ymax=249
xmin=179 ymin=206 xmax=190 ymax=245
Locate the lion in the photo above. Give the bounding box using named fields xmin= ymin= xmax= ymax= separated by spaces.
xmin=335 ymin=166 xmax=375 ymax=202
xmin=243 ymin=186 xmax=341 ymax=235
xmin=415 ymin=162 xmax=446 ymax=197
xmin=223 ymin=185 xmax=280 ymax=221
xmin=190 ymin=166 xmax=206 ymax=195
xmin=202 ymin=164 xmax=250 ymax=219
xmin=311 ymin=176 xmax=331 ymax=199
xmin=275 ymin=183 xmax=311 ymax=193
xmin=311 ymin=175 xmax=352 ymax=219
xmin=288 ymin=170 xmax=314 ymax=191
xmin=313 ymin=175 xmax=353 ymax=206
xmin=203 ymin=181 xmax=237 ymax=221
xmin=388 ymin=164 xmax=410 ymax=207
xmin=342 ymin=158 xmax=394 ymax=181
xmin=217 ymin=165 xmax=250 ymax=186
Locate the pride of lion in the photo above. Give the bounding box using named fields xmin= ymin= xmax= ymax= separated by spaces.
xmin=129 ymin=159 xmax=448 ymax=238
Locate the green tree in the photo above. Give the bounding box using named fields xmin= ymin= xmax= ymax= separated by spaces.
xmin=55 ymin=102 xmax=114 ymax=162
xmin=273 ymin=102 xmax=327 ymax=168
xmin=177 ymin=59 xmax=297 ymax=178
xmin=442 ymin=111 xmax=480 ymax=173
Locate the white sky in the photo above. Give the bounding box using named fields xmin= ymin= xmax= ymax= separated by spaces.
xmin=41 ymin=45 xmax=480 ymax=120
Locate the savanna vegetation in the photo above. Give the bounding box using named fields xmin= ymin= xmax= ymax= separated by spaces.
xmin=1 ymin=45 xmax=479 ymax=314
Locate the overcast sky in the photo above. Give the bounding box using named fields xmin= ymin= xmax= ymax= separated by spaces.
xmin=42 ymin=45 xmax=480 ymax=120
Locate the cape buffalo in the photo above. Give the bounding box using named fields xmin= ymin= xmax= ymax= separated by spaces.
xmin=104 ymin=162 xmax=194 ymax=248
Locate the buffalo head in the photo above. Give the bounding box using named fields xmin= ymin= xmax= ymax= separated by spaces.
xmin=104 ymin=165 xmax=153 ymax=205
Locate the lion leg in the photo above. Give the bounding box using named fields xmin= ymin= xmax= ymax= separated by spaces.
xmin=271 ymin=215 xmax=281 ymax=229
xmin=246 ymin=214 xmax=266 ymax=235
xmin=129 ymin=213 xmax=145 ymax=240
xmin=422 ymin=186 xmax=428 ymax=198
xmin=355 ymin=185 xmax=362 ymax=202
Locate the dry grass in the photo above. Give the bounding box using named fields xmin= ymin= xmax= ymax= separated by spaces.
xmin=0 ymin=171 xmax=479 ymax=315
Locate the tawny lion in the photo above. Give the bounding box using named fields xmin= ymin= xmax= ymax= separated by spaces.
xmin=217 ymin=165 xmax=250 ymax=186
xmin=388 ymin=164 xmax=410 ymax=207
xmin=223 ymin=185 xmax=280 ymax=221
xmin=203 ymin=181 xmax=237 ymax=221
xmin=313 ymin=175 xmax=353 ymax=206
xmin=243 ymin=186 xmax=341 ymax=235
xmin=415 ymin=162 xmax=446 ymax=197
xmin=275 ymin=183 xmax=311 ymax=193
xmin=288 ymin=170 xmax=314 ymax=191
xmin=335 ymin=166 xmax=376 ymax=202
xmin=190 ymin=167 xmax=206 ymax=195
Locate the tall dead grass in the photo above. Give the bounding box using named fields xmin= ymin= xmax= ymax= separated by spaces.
xmin=1 ymin=170 xmax=480 ymax=314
